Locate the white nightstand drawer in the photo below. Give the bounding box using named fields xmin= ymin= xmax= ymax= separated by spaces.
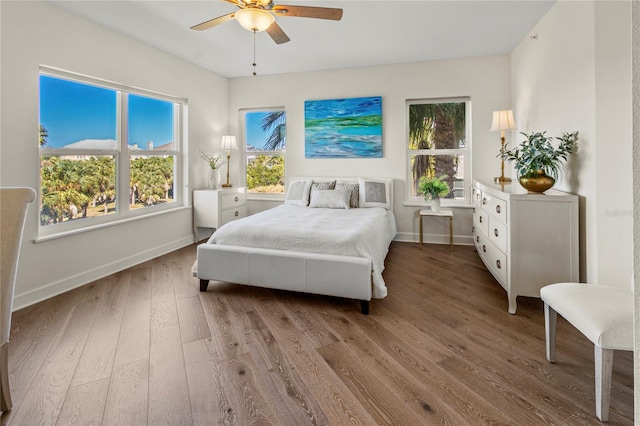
xmin=221 ymin=205 xmax=247 ymax=226
xmin=221 ymin=191 xmax=246 ymax=209
xmin=473 ymin=208 xmax=489 ymax=236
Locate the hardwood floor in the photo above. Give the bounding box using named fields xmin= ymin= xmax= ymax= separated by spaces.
xmin=2 ymin=242 xmax=634 ymax=425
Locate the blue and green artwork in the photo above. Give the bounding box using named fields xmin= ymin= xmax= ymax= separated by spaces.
xmin=304 ymin=96 xmax=382 ymax=158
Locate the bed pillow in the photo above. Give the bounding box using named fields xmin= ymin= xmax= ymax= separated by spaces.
xmin=358 ymin=178 xmax=391 ymax=209
xmin=335 ymin=183 xmax=359 ymax=208
xmin=285 ymin=179 xmax=312 ymax=206
xmin=310 ymin=180 xmax=336 ymax=200
xmin=309 ymin=189 xmax=351 ymax=209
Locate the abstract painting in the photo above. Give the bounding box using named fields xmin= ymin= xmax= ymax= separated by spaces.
xmin=304 ymin=96 xmax=382 ymax=158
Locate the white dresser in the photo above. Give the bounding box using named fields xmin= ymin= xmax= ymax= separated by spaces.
xmin=472 ymin=179 xmax=579 ymax=314
xmin=193 ymin=187 xmax=247 ymax=231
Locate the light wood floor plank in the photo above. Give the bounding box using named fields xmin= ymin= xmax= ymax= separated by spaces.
xmin=56 ymin=378 xmax=110 ymax=426
xmin=177 ymin=296 xmax=211 ymax=344
xmin=102 ymin=359 xmax=148 ymax=426
xmin=150 ymin=292 xmax=179 ymax=330
xmin=113 ymin=268 xmax=151 ymax=367
xmin=148 ymin=325 xmax=193 ymax=425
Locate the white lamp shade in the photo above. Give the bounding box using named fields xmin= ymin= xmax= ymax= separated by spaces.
xmin=235 ymin=8 xmax=275 ymax=32
xmin=221 ymin=135 xmax=238 ymax=151
xmin=490 ymin=110 xmax=517 ymax=131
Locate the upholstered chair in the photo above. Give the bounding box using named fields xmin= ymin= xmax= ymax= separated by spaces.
xmin=0 ymin=187 xmax=36 ymax=412
xmin=540 ymin=282 xmax=634 ymax=422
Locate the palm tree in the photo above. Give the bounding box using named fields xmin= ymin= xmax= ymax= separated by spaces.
xmin=409 ymin=103 xmax=465 ymax=197
xmin=39 ymin=124 xmax=48 ymax=146
xmin=260 ymin=111 xmax=286 ymax=151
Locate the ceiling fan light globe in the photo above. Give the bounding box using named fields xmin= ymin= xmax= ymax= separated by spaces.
xmin=235 ymin=8 xmax=275 ymax=32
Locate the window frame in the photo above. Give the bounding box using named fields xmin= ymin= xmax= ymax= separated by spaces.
xmin=38 ymin=66 xmax=186 ymax=239
xmin=405 ymin=97 xmax=472 ymax=207
xmin=240 ymin=107 xmax=286 ymax=201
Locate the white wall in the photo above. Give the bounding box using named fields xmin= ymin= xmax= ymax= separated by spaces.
xmin=228 ymin=56 xmax=512 ymax=243
xmin=511 ymin=0 xmax=632 ymax=286
xmin=0 ymin=1 xmax=229 ymax=309
xmin=632 ymin=1 xmax=640 ymax=421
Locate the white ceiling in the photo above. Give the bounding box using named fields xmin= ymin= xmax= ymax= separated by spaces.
xmin=49 ymin=0 xmax=555 ymax=79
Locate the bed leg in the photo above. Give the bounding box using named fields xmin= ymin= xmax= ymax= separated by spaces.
xmin=360 ymin=300 xmax=370 ymax=315
xmin=199 ymin=279 xmax=209 ymax=292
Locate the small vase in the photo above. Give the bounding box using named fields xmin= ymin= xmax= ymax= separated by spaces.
xmin=208 ymin=168 xmax=220 ymax=190
xmin=518 ymin=170 xmax=555 ymax=193
xmin=429 ymin=197 xmax=441 ymax=212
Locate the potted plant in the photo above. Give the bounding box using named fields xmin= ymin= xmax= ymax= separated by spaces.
xmin=199 ymin=150 xmax=224 ymax=189
xmin=500 ymin=131 xmax=578 ymax=193
xmin=418 ymin=174 xmax=450 ymax=211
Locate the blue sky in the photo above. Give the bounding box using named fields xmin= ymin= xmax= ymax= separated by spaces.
xmin=40 ymin=75 xmax=174 ymax=148
xmin=245 ymin=111 xmax=270 ymax=149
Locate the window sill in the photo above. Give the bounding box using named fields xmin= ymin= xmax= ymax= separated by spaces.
xmin=402 ymin=201 xmax=473 ymax=209
xmin=247 ymin=194 xmax=285 ymax=202
xmin=35 ymin=205 xmax=191 ymax=243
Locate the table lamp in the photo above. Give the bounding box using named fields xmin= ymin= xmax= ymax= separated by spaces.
xmin=490 ymin=110 xmax=517 ymax=183
xmin=220 ymin=135 xmax=237 ymax=188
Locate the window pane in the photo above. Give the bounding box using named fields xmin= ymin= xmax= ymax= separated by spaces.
xmin=39 ymin=75 xmax=116 ymax=148
xmin=410 ymin=154 xmax=465 ymax=200
xmin=246 ymin=111 xmax=286 ymax=151
xmin=128 ymin=94 xmax=175 ymax=150
xmin=246 ymin=155 xmax=285 ymax=194
xmin=130 ymin=155 xmax=175 ymax=207
xmin=40 ymin=155 xmax=116 ymax=225
xmin=408 ymin=102 xmax=466 ymax=150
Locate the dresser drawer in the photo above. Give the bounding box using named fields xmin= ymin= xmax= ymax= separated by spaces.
xmin=221 ymin=191 xmax=246 ymax=209
xmin=221 ymin=204 xmax=247 ymax=226
xmin=488 ymin=216 xmax=508 ymax=252
xmin=473 ymin=207 xmax=489 ymax=236
xmin=481 ymin=192 xmax=507 ymax=224
xmin=473 ymin=186 xmax=482 ymax=206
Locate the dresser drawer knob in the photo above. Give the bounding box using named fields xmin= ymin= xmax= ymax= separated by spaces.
xmin=234 ymin=196 xmax=239 ymax=202
xmin=479 ymin=216 xmax=483 ymax=223
xmin=494 ymin=229 xmax=499 ymax=237
xmin=482 ymin=245 xmax=486 ymax=253
xmin=496 ymin=259 xmax=501 ymax=269
xmin=496 ymin=205 xmax=501 ymax=214
xmin=235 ymin=211 xmax=239 ymax=217
xmin=476 ymin=236 xmax=480 ymax=243
xmin=472 ymin=226 xmax=475 ymax=233
xmin=482 ymin=198 xmax=487 ymax=205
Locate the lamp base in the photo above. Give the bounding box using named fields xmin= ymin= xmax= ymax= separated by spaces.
xmin=221 ymin=183 xmax=233 ymax=188
xmin=494 ymin=176 xmax=512 ymax=184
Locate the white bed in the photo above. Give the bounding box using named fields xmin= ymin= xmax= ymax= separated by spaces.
xmin=196 ymin=177 xmax=397 ymax=314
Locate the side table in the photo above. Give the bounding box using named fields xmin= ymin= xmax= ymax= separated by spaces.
xmin=419 ymin=209 xmax=453 ymax=251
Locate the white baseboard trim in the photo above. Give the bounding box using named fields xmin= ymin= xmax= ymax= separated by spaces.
xmin=394 ymin=232 xmax=473 ymax=246
xmin=13 ymin=235 xmax=195 ymax=312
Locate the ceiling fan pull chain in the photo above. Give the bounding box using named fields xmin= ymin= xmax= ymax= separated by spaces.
xmin=252 ymin=30 xmax=257 ymax=76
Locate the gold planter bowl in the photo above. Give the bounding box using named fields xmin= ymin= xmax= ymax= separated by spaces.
xmin=518 ymin=170 xmax=555 ymax=193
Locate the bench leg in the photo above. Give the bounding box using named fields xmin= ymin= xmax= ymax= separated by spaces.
xmin=595 ymin=345 xmax=613 ymax=422
xmin=544 ymin=303 xmax=557 ymax=362
xmin=360 ymin=300 xmax=370 ymax=315
xmin=199 ymin=279 xmax=209 ymax=292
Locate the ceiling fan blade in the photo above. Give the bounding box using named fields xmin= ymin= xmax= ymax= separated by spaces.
xmin=273 ymin=5 xmax=343 ymax=21
xmin=190 ymin=12 xmax=235 ymax=31
xmin=266 ymin=21 xmax=290 ymax=44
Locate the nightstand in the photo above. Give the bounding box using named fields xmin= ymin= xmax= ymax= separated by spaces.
xmin=193 ymin=187 xmax=247 ymax=231
xmin=419 ymin=209 xmax=453 ymax=251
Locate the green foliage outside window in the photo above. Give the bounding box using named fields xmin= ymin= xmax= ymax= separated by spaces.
xmin=246 ymin=155 xmax=284 ymax=193
xmin=40 ymin=155 xmax=174 ymax=225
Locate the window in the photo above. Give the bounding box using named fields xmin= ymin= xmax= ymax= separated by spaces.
xmin=242 ymin=108 xmax=286 ymax=196
xmin=38 ymin=67 xmax=184 ymax=236
xmin=406 ymin=98 xmax=471 ymax=205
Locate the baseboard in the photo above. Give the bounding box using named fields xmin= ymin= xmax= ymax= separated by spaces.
xmin=12 ymin=235 xmax=194 ymax=312
xmin=394 ymin=232 xmax=473 ymax=246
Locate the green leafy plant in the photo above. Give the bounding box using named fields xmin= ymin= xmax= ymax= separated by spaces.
xmin=418 ymin=174 xmax=450 ymax=200
xmin=199 ymin=150 xmax=224 ymax=170
xmin=500 ymin=131 xmax=578 ymax=179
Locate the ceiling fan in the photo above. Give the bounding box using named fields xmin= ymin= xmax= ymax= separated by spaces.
xmin=190 ymin=0 xmax=343 ymax=45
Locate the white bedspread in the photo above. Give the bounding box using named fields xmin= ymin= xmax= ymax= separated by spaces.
xmin=207 ymin=204 xmax=397 ymax=298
